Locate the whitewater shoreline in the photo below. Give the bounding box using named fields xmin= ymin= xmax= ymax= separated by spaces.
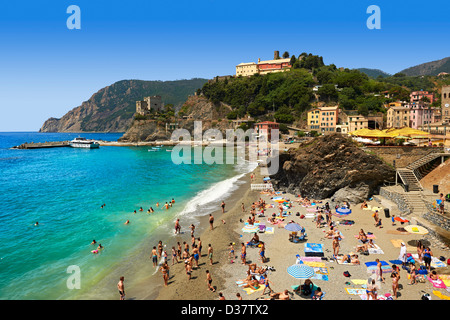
xmin=152 ymin=166 xmax=263 ymax=300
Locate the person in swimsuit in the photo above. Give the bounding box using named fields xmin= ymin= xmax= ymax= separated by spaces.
xmin=366 ymin=279 xmax=378 ymax=300
xmin=160 ymin=263 xmax=169 ymax=287
xmin=185 ymin=261 xmax=192 ymax=280
xmin=391 ymin=270 xmax=399 ymax=299
xmin=206 ymin=270 xmax=215 ymax=292
xmin=229 ymin=243 xmax=235 ymax=262
xmin=174 ymin=219 xmax=181 ymax=234
xmin=171 ymin=247 xmax=179 ymax=265
xmin=409 ymin=263 xmax=417 ymax=285
xmin=117 ymin=276 xmax=125 ymax=300
xmin=208 ymin=244 xmax=214 ymax=266
xmin=259 ymin=242 xmax=266 ymax=263
xmin=221 ymin=201 xmax=225 ymax=213
xmin=423 ymin=247 xmax=433 ymax=272
xmin=197 ymin=238 xmax=202 ymax=256
xmin=209 ymin=214 xmax=214 ymax=231
xmin=192 ymin=245 xmax=200 ymax=269
xmin=151 ymin=246 xmax=158 ymax=267
xmin=157 ymin=241 xmax=163 ymax=259
xmin=375 ymin=258 xmax=384 ymax=283
xmin=261 ymin=276 xmax=274 ymax=296
xmin=241 ymin=243 xmax=247 ymax=265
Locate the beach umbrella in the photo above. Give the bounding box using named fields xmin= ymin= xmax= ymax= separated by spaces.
xmin=272 ymin=196 xmax=286 ymax=203
xmin=287 ymin=262 xmax=315 ymax=279
xmin=404 ymin=225 xmax=429 ymax=235
xmin=284 ymin=223 xmax=303 ymax=232
xmin=242 ymin=224 xmax=259 ymax=233
xmin=336 ymin=207 xmax=352 ymax=215
xmin=263 ymin=177 xmax=271 ymax=181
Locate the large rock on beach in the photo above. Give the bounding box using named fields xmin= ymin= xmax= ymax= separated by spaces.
xmin=270 ymin=134 xmax=395 ymax=204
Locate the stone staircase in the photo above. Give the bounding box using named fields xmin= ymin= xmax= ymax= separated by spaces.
xmin=396 ymin=168 xmax=423 ymax=191
xmin=405 ymin=152 xmax=450 ymax=171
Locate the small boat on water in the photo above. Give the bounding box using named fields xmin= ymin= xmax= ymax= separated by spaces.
xmin=69 ymin=137 xmax=100 ymax=149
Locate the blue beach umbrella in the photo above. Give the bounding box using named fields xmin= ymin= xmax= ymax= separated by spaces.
xmin=284 ymin=223 xmax=302 ymax=232
xmin=287 ymin=262 xmax=315 ymax=279
xmin=263 ymin=177 xmax=271 ymax=181
xmin=336 ymin=207 xmax=352 ymax=215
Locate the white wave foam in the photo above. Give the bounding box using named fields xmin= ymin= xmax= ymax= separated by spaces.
xmin=178 ymin=161 xmax=257 ymax=219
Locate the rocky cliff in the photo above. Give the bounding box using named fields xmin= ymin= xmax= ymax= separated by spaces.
xmin=39 ymin=78 xmax=208 ymax=133
xmin=270 ymin=134 xmax=396 ymax=204
xmin=118 ymin=95 xmax=234 ymax=142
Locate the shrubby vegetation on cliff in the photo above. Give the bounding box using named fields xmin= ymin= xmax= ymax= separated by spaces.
xmin=199 ymin=53 xmax=449 ymax=124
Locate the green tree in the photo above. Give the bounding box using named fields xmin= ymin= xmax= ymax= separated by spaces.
xmin=318 ymin=84 xmax=338 ymax=102
xmin=282 ymin=51 xmax=290 ymax=59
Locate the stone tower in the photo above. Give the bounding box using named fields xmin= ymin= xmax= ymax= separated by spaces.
xmin=274 ymin=51 xmax=280 ymax=60
xmin=442 ymin=85 xmax=450 ymax=122
xmin=144 ymin=95 xmax=164 ymax=112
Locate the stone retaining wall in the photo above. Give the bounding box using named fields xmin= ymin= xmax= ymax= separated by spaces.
xmin=364 ymin=146 xmax=443 ymax=168
xmin=423 ymin=202 xmax=450 ymax=232
xmin=379 ymin=187 xmax=412 ymax=214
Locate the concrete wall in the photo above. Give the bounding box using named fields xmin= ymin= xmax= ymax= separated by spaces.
xmin=365 ymin=146 xmax=444 ymax=168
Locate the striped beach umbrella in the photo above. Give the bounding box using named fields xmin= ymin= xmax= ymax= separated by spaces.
xmin=272 ymin=196 xmax=285 ymax=203
xmin=287 ymin=263 xmax=315 ymax=279
xmin=284 ymin=223 xmax=303 ymax=232
xmin=242 ymin=224 xmax=259 ymax=233
xmin=336 ymin=207 xmax=351 ymax=215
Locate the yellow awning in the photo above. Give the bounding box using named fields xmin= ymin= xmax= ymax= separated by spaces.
xmin=349 ymin=128 xmax=393 ymax=138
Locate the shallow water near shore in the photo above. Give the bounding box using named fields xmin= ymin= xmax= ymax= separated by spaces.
xmin=0 ymin=132 xmax=256 ymax=299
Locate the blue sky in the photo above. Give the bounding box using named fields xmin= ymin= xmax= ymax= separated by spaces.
xmin=1 ymin=0 xmax=449 ymax=131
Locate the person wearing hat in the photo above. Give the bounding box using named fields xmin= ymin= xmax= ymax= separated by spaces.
xmin=398 ymin=242 xmax=407 ymax=267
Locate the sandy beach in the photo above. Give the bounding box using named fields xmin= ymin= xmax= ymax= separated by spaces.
xmin=148 ymin=164 xmax=450 ymax=301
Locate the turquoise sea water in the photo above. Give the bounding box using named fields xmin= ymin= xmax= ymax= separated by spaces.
xmin=0 ymin=132 xmax=255 ymax=300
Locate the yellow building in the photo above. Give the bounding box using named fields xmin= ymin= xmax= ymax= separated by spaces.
xmin=348 ymin=115 xmax=368 ymax=132
xmin=387 ymin=106 xmax=410 ymax=128
xmin=383 ymin=101 xmax=404 ymax=109
xmin=307 ymin=108 xmax=321 ymax=131
xmin=235 ymin=62 xmax=258 ymax=77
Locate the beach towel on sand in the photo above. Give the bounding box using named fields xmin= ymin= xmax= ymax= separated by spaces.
xmin=345 ymin=288 xmax=366 ymax=295
xmin=367 ymin=266 xmax=392 ymax=274
xmin=243 ymin=286 xmax=264 ymax=295
xmin=265 ymin=227 xmax=274 ymax=234
xmin=390 ymin=239 xmax=415 ymax=251
xmin=368 ymin=244 xmax=384 ymax=255
xmin=427 ymin=276 xmax=447 ymax=289
xmin=433 ymin=291 xmax=450 ymax=300
xmin=365 ymin=261 xmax=388 ymax=267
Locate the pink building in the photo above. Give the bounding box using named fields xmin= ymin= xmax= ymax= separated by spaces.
xmin=410 ymin=90 xmax=435 ymax=104
xmin=254 ymin=121 xmax=280 ymax=141
xmin=408 ymin=103 xmax=437 ymax=129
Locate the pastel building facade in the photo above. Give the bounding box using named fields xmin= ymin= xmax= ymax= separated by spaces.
xmin=442 ymin=85 xmax=450 ymax=122
xmin=410 ymin=90 xmax=435 ymax=104
xmin=236 ymin=51 xmax=292 ymax=77
xmin=408 ymin=103 xmax=437 ymax=129
xmin=306 ymin=106 xmax=339 ymax=134
xmin=254 ymin=121 xmax=280 ymax=141
xmin=387 ymin=106 xmax=410 ymax=128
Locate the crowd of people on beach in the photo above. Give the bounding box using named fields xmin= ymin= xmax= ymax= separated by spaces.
xmin=109 ymin=174 xmax=448 ymax=301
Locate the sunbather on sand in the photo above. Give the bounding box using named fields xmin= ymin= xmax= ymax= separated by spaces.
xmin=270 ymin=289 xmax=290 ymax=300
xmin=356 ymin=239 xmax=376 ymax=252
